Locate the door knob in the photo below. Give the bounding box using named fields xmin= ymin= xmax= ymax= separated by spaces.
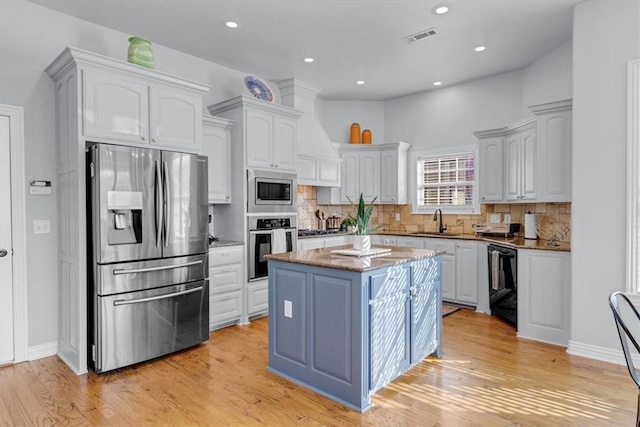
xmin=0 ymin=249 xmax=7 ymax=257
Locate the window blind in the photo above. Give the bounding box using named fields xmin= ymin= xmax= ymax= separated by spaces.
xmin=417 ymin=152 xmax=475 ymax=207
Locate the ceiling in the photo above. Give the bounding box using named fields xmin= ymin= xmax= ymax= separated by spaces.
xmin=28 ymin=0 xmax=579 ymax=101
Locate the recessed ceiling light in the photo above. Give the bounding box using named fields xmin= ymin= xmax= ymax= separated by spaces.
xmin=433 ymin=5 xmax=449 ymax=15
xmin=474 ymin=46 xmax=486 ymax=52
xmin=356 ymin=80 xmax=365 ymax=85
xmin=303 ymin=57 xmax=314 ymax=63
xmin=433 ymin=81 xmax=442 ymax=86
xmin=225 ymin=21 xmax=239 ymax=29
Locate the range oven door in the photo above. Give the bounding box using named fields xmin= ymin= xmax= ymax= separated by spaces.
xmin=248 ymin=228 xmax=296 ymax=281
xmin=94 ymin=280 xmax=209 ymax=373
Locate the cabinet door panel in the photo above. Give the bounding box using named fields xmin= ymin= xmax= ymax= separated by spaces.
xmin=380 ymin=150 xmax=398 ymax=203
xmin=505 ymin=137 xmax=520 ymax=200
xmin=521 ymin=128 xmax=537 ymax=200
xmin=340 ymin=153 xmax=359 ymax=203
xmin=247 ymin=281 xmax=269 ymax=317
xmin=359 ymin=152 xmax=380 ymax=202
xmin=440 ymin=254 xmax=456 ymax=301
xmin=370 ymin=293 xmax=410 ymax=392
xmin=203 ymin=120 xmax=231 ymax=203
xmin=479 ymin=138 xmax=504 ymax=202
xmin=150 ymin=86 xmax=201 ymax=152
xmin=273 ymin=116 xmax=296 ymax=171
xmin=455 ymin=242 xmax=478 ymax=304
xmin=246 ymin=109 xmax=273 ymax=168
xmin=83 ymin=69 xmax=149 ymax=144
xmin=411 ymin=282 xmax=439 ymax=364
xmin=210 ymin=290 xmax=242 ymax=330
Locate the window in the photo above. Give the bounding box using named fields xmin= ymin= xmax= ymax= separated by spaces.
xmin=412 ymin=146 xmax=479 ymax=214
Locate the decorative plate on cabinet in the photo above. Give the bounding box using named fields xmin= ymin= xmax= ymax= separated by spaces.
xmin=243 ymin=75 xmax=274 ymax=102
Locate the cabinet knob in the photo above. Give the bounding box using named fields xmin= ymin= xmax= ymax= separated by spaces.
xmin=141 ymin=136 xmax=146 ymax=141
xmin=225 ymin=195 xmax=230 ymax=199
xmin=152 ymin=137 xmax=157 ymax=142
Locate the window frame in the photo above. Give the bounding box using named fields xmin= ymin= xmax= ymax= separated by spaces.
xmin=627 ymin=58 xmax=640 ymax=295
xmin=411 ymin=145 xmax=480 ymax=215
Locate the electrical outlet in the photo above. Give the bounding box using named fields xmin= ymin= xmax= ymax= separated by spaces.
xmin=284 ymin=300 xmax=292 ymax=318
xmin=395 ymin=213 xmax=401 ymax=221
xmin=490 ymin=214 xmax=501 ymax=224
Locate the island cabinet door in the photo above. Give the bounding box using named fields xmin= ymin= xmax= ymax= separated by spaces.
xmin=411 ymin=256 xmax=442 ymax=364
xmin=369 ymin=267 xmax=411 ymax=393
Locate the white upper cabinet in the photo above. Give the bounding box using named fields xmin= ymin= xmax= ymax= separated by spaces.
xmin=245 ymin=104 xmax=297 ymax=171
xmin=505 ymin=120 xmax=537 ymax=201
xmin=208 ymin=96 xmax=303 ymax=173
xmin=478 ymin=137 xmax=503 ymax=202
xmin=317 ymin=142 xmax=410 ymax=205
xmin=202 ymin=115 xmax=233 ymax=204
xmin=530 ymin=99 xmax=572 ymax=202
xmin=83 ymin=67 xmax=205 ymax=153
xmin=475 ymin=100 xmax=571 ymax=203
xmin=379 ymin=142 xmax=410 ymax=204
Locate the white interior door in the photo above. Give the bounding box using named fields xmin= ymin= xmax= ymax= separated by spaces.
xmin=0 ymin=114 xmax=14 ymax=365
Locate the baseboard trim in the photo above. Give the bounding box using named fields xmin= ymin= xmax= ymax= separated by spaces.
xmin=567 ymin=340 xmax=634 ymax=366
xmin=27 ymin=341 xmax=58 ymax=361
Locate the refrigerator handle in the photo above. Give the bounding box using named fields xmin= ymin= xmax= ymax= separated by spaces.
xmin=162 ymin=160 xmax=170 ymax=248
xmin=155 ymin=160 xmax=163 ymax=248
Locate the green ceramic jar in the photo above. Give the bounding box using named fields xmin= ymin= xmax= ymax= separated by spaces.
xmin=127 ymin=37 xmax=154 ymax=69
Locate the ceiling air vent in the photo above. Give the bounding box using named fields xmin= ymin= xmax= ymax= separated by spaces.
xmin=403 ymin=28 xmax=439 ymax=44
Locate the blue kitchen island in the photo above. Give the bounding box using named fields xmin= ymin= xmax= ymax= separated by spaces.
xmin=265 ymin=245 xmax=443 ymax=412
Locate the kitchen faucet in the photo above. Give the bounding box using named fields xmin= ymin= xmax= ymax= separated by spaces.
xmin=433 ymin=209 xmax=447 ymax=234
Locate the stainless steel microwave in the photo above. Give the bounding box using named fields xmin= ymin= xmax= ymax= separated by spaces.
xmin=247 ymin=169 xmax=297 ymax=213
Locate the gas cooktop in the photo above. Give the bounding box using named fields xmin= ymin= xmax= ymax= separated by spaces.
xmin=298 ymin=229 xmax=342 ymax=236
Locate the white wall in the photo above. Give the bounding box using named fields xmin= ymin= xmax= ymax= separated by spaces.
xmin=317 ymin=99 xmax=385 ymax=144
xmin=522 ymin=40 xmax=573 ymax=114
xmin=570 ymin=0 xmax=640 ymax=355
xmin=0 ymin=1 xmax=253 ymax=349
xmin=383 ymin=71 xmax=523 ymax=151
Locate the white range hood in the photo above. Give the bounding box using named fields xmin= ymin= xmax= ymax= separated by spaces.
xmin=277 ymin=79 xmax=341 ymax=187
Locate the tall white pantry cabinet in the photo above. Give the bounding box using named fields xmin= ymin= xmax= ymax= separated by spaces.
xmin=45 ymin=47 xmax=209 ymax=374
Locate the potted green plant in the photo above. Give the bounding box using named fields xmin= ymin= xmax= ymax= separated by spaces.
xmin=346 ymin=193 xmax=380 ymax=250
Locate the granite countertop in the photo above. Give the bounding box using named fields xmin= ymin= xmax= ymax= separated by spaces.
xmin=265 ymin=245 xmax=445 ymax=273
xmin=373 ymin=231 xmax=571 ymax=252
xmin=209 ymin=239 xmax=244 ymax=248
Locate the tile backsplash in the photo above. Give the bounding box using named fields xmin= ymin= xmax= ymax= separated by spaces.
xmin=297 ymin=185 xmax=571 ymax=243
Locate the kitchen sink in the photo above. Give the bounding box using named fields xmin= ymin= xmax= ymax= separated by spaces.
xmin=408 ymin=232 xmax=460 ymax=237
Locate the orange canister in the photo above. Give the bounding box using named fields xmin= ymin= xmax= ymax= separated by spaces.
xmin=362 ymin=129 xmax=372 ymax=144
xmin=350 ymin=123 xmax=361 ymax=144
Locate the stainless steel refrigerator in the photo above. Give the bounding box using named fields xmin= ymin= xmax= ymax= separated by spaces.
xmin=87 ymin=144 xmax=209 ymax=373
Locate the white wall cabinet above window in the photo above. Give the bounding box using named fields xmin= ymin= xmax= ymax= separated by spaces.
xmin=202 ymin=115 xmax=234 ymax=204
xmin=474 ymin=99 xmax=572 ymax=203
xmin=317 ymin=142 xmax=410 ymax=205
xmin=83 ymin=67 xmax=206 ymax=153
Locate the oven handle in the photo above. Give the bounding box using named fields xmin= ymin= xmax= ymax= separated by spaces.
xmin=113 ymin=285 xmax=203 ymax=306
xmin=112 ymin=260 xmax=203 ymax=275
xmin=249 ymin=228 xmax=296 ymax=234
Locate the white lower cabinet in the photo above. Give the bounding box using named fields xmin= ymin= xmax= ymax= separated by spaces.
xmin=517 ymin=249 xmax=571 ymax=346
xmin=454 ymin=241 xmax=478 ymax=305
xmin=423 ymin=239 xmax=458 ymax=303
xmin=394 ymin=236 xmax=425 ymax=249
xmin=247 ymin=280 xmax=269 ymax=319
xmin=209 ymin=245 xmax=244 ymax=330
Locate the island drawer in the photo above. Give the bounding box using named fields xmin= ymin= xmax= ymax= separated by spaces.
xmin=369 ymin=266 xmax=411 ymax=300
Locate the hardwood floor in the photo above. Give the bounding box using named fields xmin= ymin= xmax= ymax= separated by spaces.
xmin=1 ymin=309 xmax=635 ymax=426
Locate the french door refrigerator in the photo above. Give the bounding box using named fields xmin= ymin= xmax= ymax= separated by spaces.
xmin=87 ymin=143 xmax=209 ymax=373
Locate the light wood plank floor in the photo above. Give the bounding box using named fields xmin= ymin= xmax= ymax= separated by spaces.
xmin=1 ymin=309 xmax=635 ymax=426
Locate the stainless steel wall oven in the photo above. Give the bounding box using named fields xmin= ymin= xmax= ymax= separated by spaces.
xmin=248 ymin=215 xmax=297 ymax=281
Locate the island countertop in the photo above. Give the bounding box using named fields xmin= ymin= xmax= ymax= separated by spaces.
xmin=264 ymin=245 xmax=444 ymax=273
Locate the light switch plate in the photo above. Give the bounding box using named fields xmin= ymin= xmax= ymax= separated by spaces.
xmin=504 ymin=214 xmax=512 ymax=224
xmin=490 ymin=214 xmax=501 ymax=224
xmin=395 ymin=213 xmax=401 ymax=221
xmin=284 ymin=300 xmax=292 ymax=318
xmin=33 ymin=219 xmax=50 ymax=234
